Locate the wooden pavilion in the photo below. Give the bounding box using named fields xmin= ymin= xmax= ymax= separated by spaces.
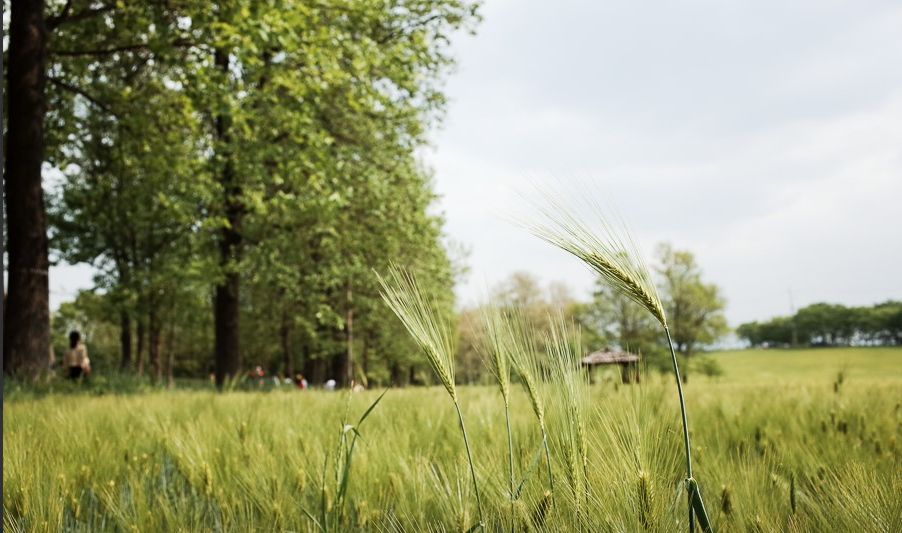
xmin=580 ymin=348 xmax=641 ymax=384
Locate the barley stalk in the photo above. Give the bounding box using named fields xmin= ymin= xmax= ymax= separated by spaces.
xmin=503 ymin=307 xmax=556 ymax=502
xmin=376 ymin=266 xmax=484 ymax=528
xmin=376 ymin=267 xmax=457 ymax=402
xmin=545 ymin=313 xmax=589 ymax=531
xmin=479 ymin=304 xmax=516 ymax=532
xmin=521 ymin=186 xmax=712 ymax=533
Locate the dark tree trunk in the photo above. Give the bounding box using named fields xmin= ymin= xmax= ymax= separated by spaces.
xmin=213 ymin=46 xmax=242 ymax=388
xmin=3 ymin=0 xmax=51 ymax=378
xmin=280 ymin=306 xmax=293 ymax=378
xmin=361 ymin=335 xmax=370 ymax=385
xmin=330 ymin=344 xmax=344 ymax=387
xmin=165 ymin=308 xmax=176 ymax=390
xmin=149 ymin=306 xmax=162 ymax=383
xmin=119 ymin=311 xmax=132 ymax=371
xmin=214 ymin=271 xmax=241 ymax=386
xmin=305 ymin=355 xmax=325 ymax=386
xmin=136 ymin=319 xmax=145 ymax=376
xmin=390 ymin=363 xmax=405 ymax=387
xmin=345 ymin=282 xmax=354 ymax=387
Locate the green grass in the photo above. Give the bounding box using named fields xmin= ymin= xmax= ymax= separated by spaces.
xmin=709 ymin=346 xmax=902 ymax=385
xmin=4 ymin=347 xmax=902 ymax=532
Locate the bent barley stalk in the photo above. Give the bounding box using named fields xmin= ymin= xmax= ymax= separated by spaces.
xmin=376 ymin=266 xmax=485 ymax=530
xmin=523 ymin=187 xmax=713 ymax=533
xmin=545 ymin=313 xmax=590 ymax=532
xmin=479 ymin=304 xmax=516 ymax=533
xmin=502 ymin=307 xmax=556 ymax=503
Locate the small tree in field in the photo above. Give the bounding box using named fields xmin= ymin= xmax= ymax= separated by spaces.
xmin=655 ymin=243 xmax=728 ymax=380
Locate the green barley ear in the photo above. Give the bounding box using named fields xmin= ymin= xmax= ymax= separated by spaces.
xmin=519 ymin=187 xmax=665 ymax=326
xmin=376 ymin=266 xmax=457 ymax=402
xmin=637 ymin=470 xmax=653 ymax=530
xmin=375 ymin=265 xmax=484 ymax=527
xmin=503 ymin=307 xmax=546 ymax=426
xmin=520 ymin=186 xmax=711 ymax=533
xmin=545 ymin=312 xmax=590 ymax=527
xmin=480 ymin=303 xmax=512 ymax=406
xmin=502 ymin=306 xmax=556 ymax=501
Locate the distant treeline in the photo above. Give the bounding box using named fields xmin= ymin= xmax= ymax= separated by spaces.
xmin=736 ymin=301 xmax=902 ymax=347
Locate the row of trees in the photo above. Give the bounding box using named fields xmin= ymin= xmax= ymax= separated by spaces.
xmin=457 ymin=243 xmax=728 ymax=384
xmin=4 ymin=0 xmax=480 ymax=385
xmin=736 ymin=301 xmax=902 ymax=348
xmin=51 ymin=242 xmax=727 ymax=385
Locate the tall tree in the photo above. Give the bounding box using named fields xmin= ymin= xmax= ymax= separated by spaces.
xmin=654 ymin=243 xmax=728 ymax=380
xmin=4 ymin=0 xmax=51 ymax=377
xmin=581 ymin=277 xmax=660 ymax=355
xmin=47 ymin=46 xmax=204 ymax=375
xmin=34 ymin=0 xmax=478 ymax=387
xmin=183 ymin=0 xmax=479 ymax=387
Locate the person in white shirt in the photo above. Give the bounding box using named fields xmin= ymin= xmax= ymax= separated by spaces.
xmin=64 ymin=331 xmax=91 ymax=380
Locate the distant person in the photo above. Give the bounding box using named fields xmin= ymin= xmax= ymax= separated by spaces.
xmin=295 ymin=373 xmax=308 ymax=390
xmin=64 ymin=331 xmax=91 ymax=380
xmin=324 ymin=379 xmax=336 ymax=391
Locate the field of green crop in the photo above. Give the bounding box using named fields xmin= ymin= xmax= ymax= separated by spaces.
xmin=4 ymin=347 xmax=901 ymax=532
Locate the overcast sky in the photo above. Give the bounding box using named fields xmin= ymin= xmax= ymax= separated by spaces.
xmin=46 ymin=0 xmax=902 ymax=328
xmin=426 ymin=0 xmax=902 ymax=326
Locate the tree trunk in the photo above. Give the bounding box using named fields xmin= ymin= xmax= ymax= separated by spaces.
xmin=345 ymin=282 xmax=354 ymax=387
xmin=280 ymin=306 xmax=293 ymax=378
xmin=166 ymin=307 xmax=176 ymax=390
xmin=149 ymin=306 xmax=162 ymax=383
xmin=390 ymin=363 xmax=404 ymax=387
xmin=119 ymin=311 xmax=132 ymax=371
xmin=136 ymin=319 xmax=145 ymax=376
xmin=361 ymin=335 xmax=370 ymax=386
xmin=213 ymin=46 xmax=242 ymax=388
xmin=3 ymin=0 xmax=51 ymax=378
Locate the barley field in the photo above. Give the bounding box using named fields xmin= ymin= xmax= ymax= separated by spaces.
xmin=4 ymin=347 xmax=901 ymax=533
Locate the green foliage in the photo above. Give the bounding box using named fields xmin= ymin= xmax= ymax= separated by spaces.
xmin=691 ymin=356 xmax=724 ymax=378
xmin=579 ymin=276 xmax=664 ymax=363
xmin=654 ymin=243 xmax=728 ymax=358
xmin=737 ymin=301 xmax=902 ymax=348
xmin=38 ymin=0 xmax=479 ymax=384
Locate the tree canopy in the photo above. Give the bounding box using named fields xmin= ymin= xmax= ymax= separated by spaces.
xmin=737 ymin=301 xmax=902 ymax=348
xmin=6 ymin=0 xmax=481 ymax=385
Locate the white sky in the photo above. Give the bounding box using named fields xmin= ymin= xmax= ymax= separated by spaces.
xmin=45 ymin=0 xmax=902 ymax=328
xmin=426 ymin=0 xmax=902 ymax=326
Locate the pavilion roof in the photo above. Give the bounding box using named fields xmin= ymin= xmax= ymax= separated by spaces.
xmin=580 ymin=349 xmax=640 ymax=366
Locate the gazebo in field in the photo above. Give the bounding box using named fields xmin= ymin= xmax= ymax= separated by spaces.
xmin=581 ymin=348 xmax=641 ymax=384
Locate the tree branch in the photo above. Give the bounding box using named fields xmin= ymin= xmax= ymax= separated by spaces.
xmin=46 ymin=0 xmax=75 ymax=30
xmin=47 ymin=3 xmax=116 ymax=30
xmin=49 ymin=38 xmax=196 ymax=57
xmin=47 ymin=77 xmax=115 ymax=115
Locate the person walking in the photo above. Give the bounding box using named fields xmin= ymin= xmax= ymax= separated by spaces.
xmin=64 ymin=331 xmax=91 ymax=380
